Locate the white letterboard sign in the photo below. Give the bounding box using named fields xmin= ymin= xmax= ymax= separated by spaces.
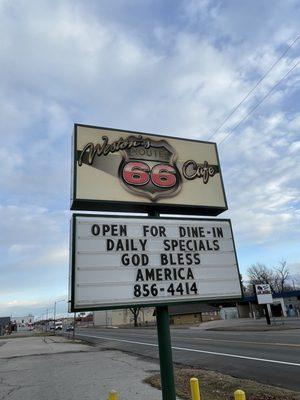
xmin=255 ymin=284 xmax=273 ymax=304
xmin=69 ymin=215 xmax=242 ymax=311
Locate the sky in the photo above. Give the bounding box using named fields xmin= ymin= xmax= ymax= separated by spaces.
xmin=1 ymin=0 xmax=300 ymax=318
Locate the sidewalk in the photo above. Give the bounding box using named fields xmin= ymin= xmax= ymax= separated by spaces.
xmin=191 ymin=317 xmax=300 ymax=331
xmin=0 ymin=335 xmax=162 ymax=400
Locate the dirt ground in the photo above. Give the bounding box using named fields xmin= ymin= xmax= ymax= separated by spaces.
xmin=146 ymin=367 xmax=300 ymax=400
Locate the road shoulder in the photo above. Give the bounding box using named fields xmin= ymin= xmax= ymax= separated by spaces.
xmin=0 ymin=335 xmax=162 ymax=400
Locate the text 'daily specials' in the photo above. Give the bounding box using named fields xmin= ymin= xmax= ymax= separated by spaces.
xmin=70 ymin=216 xmax=241 ymax=311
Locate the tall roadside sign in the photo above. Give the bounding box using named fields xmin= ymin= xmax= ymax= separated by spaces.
xmin=255 ymin=284 xmax=273 ymax=305
xmin=69 ymin=123 xmax=242 ymax=400
xmin=254 ymin=283 xmax=273 ymax=325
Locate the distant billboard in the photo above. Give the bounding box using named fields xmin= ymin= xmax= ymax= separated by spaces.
xmin=69 ymin=215 xmax=242 ymax=311
xmin=71 ymin=124 xmax=227 ymax=215
xmin=255 ymin=284 xmax=273 ymax=304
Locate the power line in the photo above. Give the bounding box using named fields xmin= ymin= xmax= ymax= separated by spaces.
xmin=218 ymin=60 xmax=300 ymax=146
xmin=208 ymin=35 xmax=300 ymax=141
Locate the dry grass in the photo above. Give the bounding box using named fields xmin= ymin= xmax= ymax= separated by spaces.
xmin=146 ymin=367 xmax=300 ymax=400
xmin=0 ymin=332 xmax=55 ymax=339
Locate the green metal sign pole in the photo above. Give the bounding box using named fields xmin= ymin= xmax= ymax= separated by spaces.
xmin=149 ymin=209 xmax=176 ymax=400
xmin=156 ymin=305 xmax=176 ymax=400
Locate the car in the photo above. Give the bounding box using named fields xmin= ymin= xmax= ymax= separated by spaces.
xmin=55 ymin=324 xmax=62 ymax=330
xmin=65 ymin=325 xmax=74 ymax=332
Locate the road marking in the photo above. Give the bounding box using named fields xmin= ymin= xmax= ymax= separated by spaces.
xmin=77 ymin=333 xmax=300 ymax=367
xmin=171 ymin=335 xmax=300 ymax=348
xmin=79 ymin=330 xmax=300 ymax=348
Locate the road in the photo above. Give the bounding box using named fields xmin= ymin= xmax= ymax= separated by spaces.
xmin=74 ymin=326 xmax=300 ymax=391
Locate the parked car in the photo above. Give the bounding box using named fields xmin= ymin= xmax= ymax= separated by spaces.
xmin=55 ymin=324 xmax=62 ymax=330
xmin=65 ymin=325 xmax=74 ymax=332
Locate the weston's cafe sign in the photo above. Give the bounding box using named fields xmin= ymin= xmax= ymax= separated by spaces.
xmin=71 ymin=124 xmax=227 ymax=215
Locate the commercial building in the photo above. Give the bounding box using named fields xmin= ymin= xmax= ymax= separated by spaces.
xmin=92 ymin=290 xmax=300 ymax=327
xmin=236 ymin=290 xmax=300 ymax=318
xmin=11 ymin=315 xmax=34 ymax=331
xmin=168 ymin=303 xmax=220 ymax=325
xmin=0 ymin=317 xmax=10 ymax=335
xmin=94 ymin=308 xmax=155 ymax=327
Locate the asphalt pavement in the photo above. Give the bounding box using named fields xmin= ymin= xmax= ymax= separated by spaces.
xmin=74 ymin=323 xmax=300 ymax=391
xmin=0 ymin=335 xmax=162 ymax=400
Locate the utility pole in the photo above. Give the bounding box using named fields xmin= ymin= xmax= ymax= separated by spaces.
xmin=73 ymin=312 xmax=76 ymax=340
xmin=54 ymin=303 xmax=56 ymax=333
xmin=53 ymin=299 xmax=65 ymax=335
xmin=264 ymin=305 xmax=271 ymax=325
xmin=46 ymin=309 xmax=49 ymax=331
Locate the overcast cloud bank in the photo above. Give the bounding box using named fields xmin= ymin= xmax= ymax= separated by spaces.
xmin=1 ymin=0 xmax=299 ymax=316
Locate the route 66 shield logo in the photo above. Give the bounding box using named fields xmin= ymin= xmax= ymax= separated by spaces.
xmin=118 ymin=136 xmax=182 ymax=201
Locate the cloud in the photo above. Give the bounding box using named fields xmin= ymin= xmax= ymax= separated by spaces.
xmin=0 ymin=296 xmax=68 ymax=318
xmin=222 ymin=111 xmax=300 ymax=248
xmin=1 ymin=0 xmax=300 ymax=315
xmin=0 ymin=205 xmax=69 ymax=315
xmin=289 ymin=141 xmax=300 ymax=154
xmin=9 ymin=244 xmax=38 ymax=254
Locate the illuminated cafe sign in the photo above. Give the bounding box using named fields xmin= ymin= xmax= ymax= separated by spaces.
xmin=69 ymin=215 xmax=242 ymax=311
xmin=71 ymin=124 xmax=227 ymax=215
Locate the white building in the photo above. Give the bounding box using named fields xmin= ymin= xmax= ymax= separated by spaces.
xmin=12 ymin=315 xmax=34 ymax=331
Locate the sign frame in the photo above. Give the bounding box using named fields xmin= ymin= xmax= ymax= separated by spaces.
xmin=70 ymin=123 xmax=228 ymax=216
xmin=69 ymin=213 xmax=242 ymax=312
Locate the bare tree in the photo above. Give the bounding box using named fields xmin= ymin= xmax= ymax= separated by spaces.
xmin=274 ymin=260 xmax=290 ymax=293
xmin=247 ymin=260 xmax=291 ymax=294
xmin=247 ymin=263 xmax=276 ymax=292
xmin=129 ymin=307 xmax=141 ymax=327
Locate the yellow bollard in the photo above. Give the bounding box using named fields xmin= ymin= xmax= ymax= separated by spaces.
xmin=190 ymin=377 xmax=201 ymax=400
xmin=234 ymin=389 xmax=246 ymax=400
xmin=108 ymin=390 xmax=119 ymax=400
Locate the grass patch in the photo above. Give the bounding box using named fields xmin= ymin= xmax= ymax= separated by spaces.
xmin=0 ymin=332 xmax=55 ymax=340
xmin=146 ymin=367 xmax=300 ymax=400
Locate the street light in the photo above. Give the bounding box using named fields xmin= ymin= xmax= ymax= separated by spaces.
xmin=45 ymin=308 xmax=50 ymax=332
xmin=53 ymin=299 xmax=66 ymax=334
